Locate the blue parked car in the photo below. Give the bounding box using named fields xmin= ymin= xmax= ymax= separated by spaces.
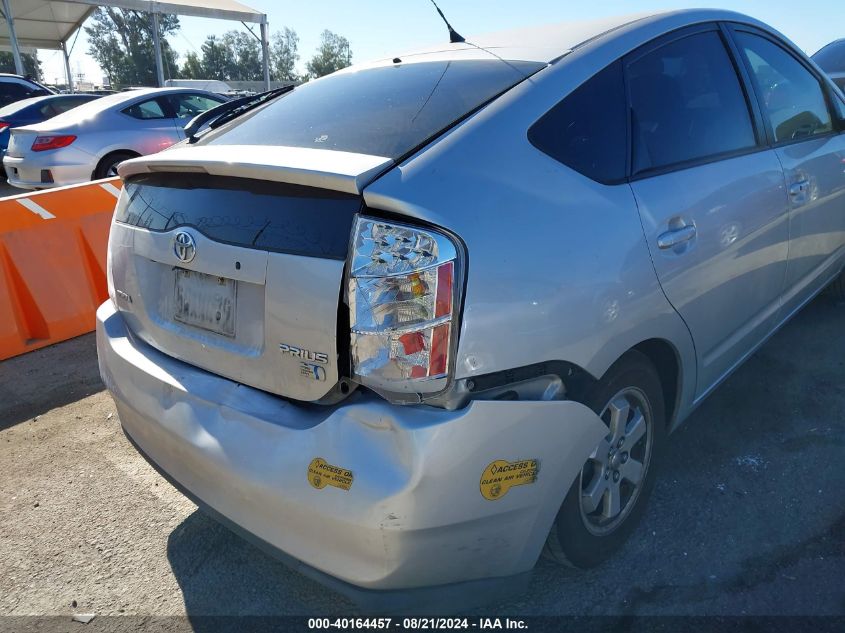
xmin=0 ymin=93 xmax=100 ymax=160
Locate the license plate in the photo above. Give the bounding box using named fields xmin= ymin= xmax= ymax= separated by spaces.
xmin=173 ymin=269 xmax=237 ymax=337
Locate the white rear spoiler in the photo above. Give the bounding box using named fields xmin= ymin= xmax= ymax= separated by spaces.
xmin=117 ymin=145 xmax=394 ymax=195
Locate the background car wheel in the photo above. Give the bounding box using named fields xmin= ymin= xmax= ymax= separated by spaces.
xmin=94 ymin=152 xmax=137 ymax=180
xmin=545 ymin=350 xmax=666 ymax=568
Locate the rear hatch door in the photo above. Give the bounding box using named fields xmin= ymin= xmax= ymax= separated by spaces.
xmin=110 ymin=145 xmax=391 ymax=401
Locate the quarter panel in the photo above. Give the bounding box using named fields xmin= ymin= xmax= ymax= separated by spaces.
xmin=363 ymin=62 xmax=696 ymax=419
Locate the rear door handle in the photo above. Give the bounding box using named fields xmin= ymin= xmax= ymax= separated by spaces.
xmin=657 ymin=224 xmax=696 ymax=250
xmin=789 ymin=179 xmax=810 ymax=197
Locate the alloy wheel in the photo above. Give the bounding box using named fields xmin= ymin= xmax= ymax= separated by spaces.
xmin=579 ymin=386 xmax=653 ymax=536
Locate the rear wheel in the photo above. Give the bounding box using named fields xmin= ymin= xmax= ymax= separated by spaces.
xmin=545 ymin=351 xmax=665 ymax=568
xmin=94 ymin=151 xmax=136 ymax=180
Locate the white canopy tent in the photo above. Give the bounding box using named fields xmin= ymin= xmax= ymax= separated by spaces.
xmin=0 ymin=0 xmax=270 ymax=91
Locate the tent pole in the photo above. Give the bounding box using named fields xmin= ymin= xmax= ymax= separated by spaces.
xmin=151 ymin=12 xmax=165 ymax=87
xmin=61 ymin=40 xmax=74 ymax=93
xmin=260 ymin=19 xmax=270 ymax=91
xmin=1 ymin=0 xmax=24 ymax=75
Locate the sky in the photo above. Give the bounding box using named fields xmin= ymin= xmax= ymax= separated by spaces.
xmin=38 ymin=0 xmax=845 ymax=87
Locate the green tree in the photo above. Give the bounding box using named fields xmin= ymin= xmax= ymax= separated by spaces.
xmin=223 ymin=31 xmax=261 ymax=81
xmin=85 ymin=8 xmax=179 ymax=88
xmin=198 ymin=34 xmax=235 ymax=81
xmin=180 ymin=51 xmax=203 ymax=79
xmin=271 ymin=27 xmax=299 ymax=82
xmin=0 ymin=52 xmax=42 ymax=80
xmin=306 ymin=30 xmax=352 ymax=79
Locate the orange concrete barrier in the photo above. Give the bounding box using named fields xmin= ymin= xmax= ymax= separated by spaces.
xmin=0 ymin=178 xmax=122 ymax=360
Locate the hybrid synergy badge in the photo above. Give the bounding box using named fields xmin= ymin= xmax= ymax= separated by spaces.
xmin=479 ymin=459 xmax=539 ymax=500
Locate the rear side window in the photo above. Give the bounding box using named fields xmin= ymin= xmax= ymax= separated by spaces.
xmin=628 ymin=30 xmax=757 ymax=174
xmin=528 ymin=61 xmax=627 ymax=184
xmin=123 ymin=98 xmax=168 ymax=120
xmin=735 ymin=32 xmax=833 ymax=144
xmin=203 ymin=60 xmax=544 ymax=160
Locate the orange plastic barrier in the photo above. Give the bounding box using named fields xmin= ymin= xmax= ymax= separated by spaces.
xmin=0 ymin=178 xmax=122 ymax=360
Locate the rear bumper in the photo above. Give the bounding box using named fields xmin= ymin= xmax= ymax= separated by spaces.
xmin=96 ymin=300 xmax=606 ymax=595
xmin=3 ymin=153 xmax=94 ymax=189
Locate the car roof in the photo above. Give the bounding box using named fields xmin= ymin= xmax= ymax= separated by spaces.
xmin=356 ymin=9 xmax=771 ymax=68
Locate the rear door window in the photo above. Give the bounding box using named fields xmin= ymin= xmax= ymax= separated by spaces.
xmin=203 ymin=59 xmax=545 ymax=159
xmin=734 ymin=32 xmax=833 ymax=144
xmin=123 ymin=98 xmax=169 ymax=120
xmin=528 ymin=60 xmax=627 ymax=184
xmin=628 ymin=30 xmax=757 ymax=174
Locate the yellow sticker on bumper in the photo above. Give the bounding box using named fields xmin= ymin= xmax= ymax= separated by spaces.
xmin=480 ymin=459 xmax=539 ymax=500
xmin=308 ymin=458 xmax=354 ymax=491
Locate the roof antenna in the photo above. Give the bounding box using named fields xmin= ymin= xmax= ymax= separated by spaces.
xmin=428 ymin=0 xmax=465 ymax=44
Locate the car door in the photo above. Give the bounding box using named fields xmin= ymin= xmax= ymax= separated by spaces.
xmin=627 ymin=24 xmax=790 ymax=399
xmin=167 ymin=93 xmax=225 ymax=138
xmin=730 ymin=26 xmax=845 ymax=315
xmin=120 ymin=96 xmax=182 ymax=153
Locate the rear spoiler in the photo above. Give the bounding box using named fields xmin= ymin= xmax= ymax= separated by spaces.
xmin=117 ymin=145 xmax=393 ymax=195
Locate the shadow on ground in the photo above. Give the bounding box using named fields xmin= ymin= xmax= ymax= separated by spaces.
xmin=0 ymin=333 xmax=103 ymax=431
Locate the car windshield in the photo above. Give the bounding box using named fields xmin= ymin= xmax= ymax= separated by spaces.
xmin=203 ymin=59 xmax=545 ymax=159
xmin=813 ymin=40 xmax=845 ymax=73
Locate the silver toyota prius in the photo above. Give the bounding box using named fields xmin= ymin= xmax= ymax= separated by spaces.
xmin=96 ymin=9 xmax=845 ymax=603
xmin=4 ymin=87 xmax=225 ymax=189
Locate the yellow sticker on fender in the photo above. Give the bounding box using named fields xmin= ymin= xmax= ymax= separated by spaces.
xmin=480 ymin=459 xmax=539 ymax=500
xmin=308 ymin=458 xmax=354 ymax=491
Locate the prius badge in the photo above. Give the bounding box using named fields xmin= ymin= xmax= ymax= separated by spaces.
xmin=280 ymin=343 xmax=329 ymax=382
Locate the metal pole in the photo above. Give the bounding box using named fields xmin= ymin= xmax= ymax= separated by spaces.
xmin=151 ymin=12 xmax=165 ymax=87
xmin=1 ymin=0 xmax=24 ymax=75
xmin=61 ymin=41 xmax=74 ymax=93
xmin=260 ymin=19 xmax=270 ymax=91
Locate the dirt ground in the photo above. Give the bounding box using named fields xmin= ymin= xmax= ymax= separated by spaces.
xmin=0 ymin=294 xmax=843 ymax=623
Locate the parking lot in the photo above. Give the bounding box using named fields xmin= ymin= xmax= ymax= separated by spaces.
xmin=0 ymin=289 xmax=842 ymax=619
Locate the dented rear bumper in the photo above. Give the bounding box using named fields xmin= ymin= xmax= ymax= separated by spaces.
xmin=96 ymin=300 xmax=607 ymax=593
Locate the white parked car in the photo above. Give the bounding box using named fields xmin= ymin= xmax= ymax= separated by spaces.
xmin=3 ymin=87 xmax=225 ymax=189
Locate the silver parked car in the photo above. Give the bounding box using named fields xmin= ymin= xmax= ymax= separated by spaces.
xmin=3 ymin=87 xmax=225 ymax=189
xmin=96 ymin=9 xmax=845 ymax=603
xmin=813 ymin=38 xmax=845 ymax=92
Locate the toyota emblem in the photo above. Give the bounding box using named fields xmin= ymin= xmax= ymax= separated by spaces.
xmin=173 ymin=231 xmax=196 ymax=263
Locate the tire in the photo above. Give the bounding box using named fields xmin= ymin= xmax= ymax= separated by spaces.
xmin=545 ymin=350 xmax=666 ymax=568
xmin=94 ymin=152 xmax=136 ymax=180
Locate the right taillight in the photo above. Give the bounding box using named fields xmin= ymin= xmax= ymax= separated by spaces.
xmin=347 ymin=216 xmax=462 ymax=401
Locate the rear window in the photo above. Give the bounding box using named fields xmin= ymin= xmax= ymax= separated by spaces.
xmin=116 ymin=174 xmax=361 ymax=260
xmin=203 ymin=59 xmax=545 ymax=159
